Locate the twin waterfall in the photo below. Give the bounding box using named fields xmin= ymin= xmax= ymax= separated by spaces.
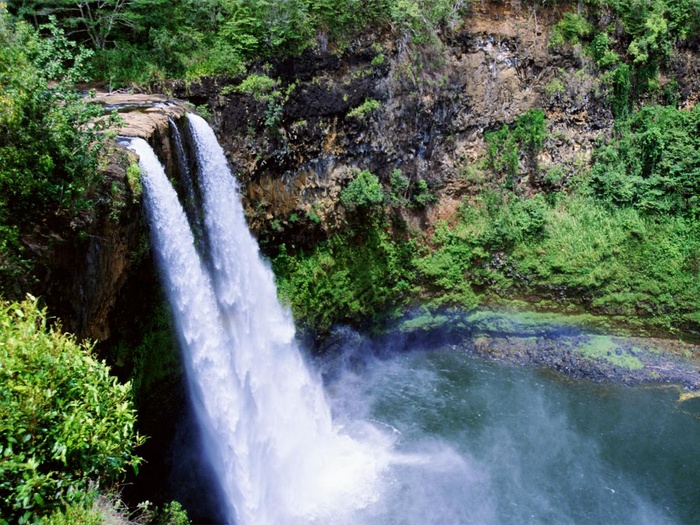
xmin=124 ymin=115 xmax=387 ymax=524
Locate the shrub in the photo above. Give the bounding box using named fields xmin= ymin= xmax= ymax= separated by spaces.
xmin=340 ymin=170 xmax=384 ymax=211
xmin=234 ymin=73 xmax=278 ymax=101
xmin=588 ymin=104 xmax=700 ymax=215
xmin=550 ymin=12 xmax=594 ymax=47
xmin=273 ymin=224 xmax=416 ymax=331
xmin=412 ymin=179 xmax=436 ymax=207
xmin=347 ymin=98 xmax=381 ymax=118
xmin=0 ymin=298 xmax=144 ymax=523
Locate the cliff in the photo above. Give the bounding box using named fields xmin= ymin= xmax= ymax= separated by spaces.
xmin=174 ymin=2 xmax=626 ymax=244
xmin=37 ymin=93 xmax=188 ymax=341
xmin=31 ymin=1 xmax=700 ymax=341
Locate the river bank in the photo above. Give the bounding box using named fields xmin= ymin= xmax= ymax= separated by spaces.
xmin=319 ymin=308 xmax=700 ymax=391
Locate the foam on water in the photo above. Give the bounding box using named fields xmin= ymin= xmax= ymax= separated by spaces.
xmin=126 ymin=122 xmax=392 ymax=524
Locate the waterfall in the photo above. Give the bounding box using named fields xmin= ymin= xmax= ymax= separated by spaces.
xmin=123 ymin=117 xmax=389 ymax=525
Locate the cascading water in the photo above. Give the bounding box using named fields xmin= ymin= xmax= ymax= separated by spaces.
xmin=123 ymin=117 xmax=390 ymax=525
xmin=120 ymin=117 xmax=700 ymax=525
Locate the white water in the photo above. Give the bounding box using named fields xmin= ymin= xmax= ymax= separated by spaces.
xmin=125 ymin=118 xmax=390 ymax=525
xmin=122 ymin=121 xmax=691 ymax=525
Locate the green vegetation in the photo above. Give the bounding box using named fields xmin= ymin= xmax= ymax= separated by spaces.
xmin=340 ymin=170 xmax=384 ymax=211
xmin=549 ymin=12 xmax=594 ymax=47
xmin=574 ymin=335 xmax=644 ymax=370
xmin=1 ymin=0 xmax=699 ymax=513
xmin=347 ymin=98 xmax=381 ymax=118
xmin=274 ymin=100 xmax=700 ymax=335
xmin=273 ymin=220 xmax=416 ymax=331
xmin=485 ymin=109 xmax=546 ymax=188
xmin=0 ymin=298 xmax=144 ymax=523
xmin=233 ymin=73 xmax=278 ymax=101
xmin=588 ymin=104 xmax=700 ymax=215
xmin=0 ymin=8 xmax=116 ymax=294
xmin=549 ymin=0 xmax=700 ymax=116
xmin=5 ymin=0 xmax=467 ymax=84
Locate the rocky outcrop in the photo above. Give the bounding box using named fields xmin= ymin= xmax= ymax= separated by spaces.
xmin=43 ymin=93 xmax=189 ymax=341
xmin=172 ymin=1 xmax=627 ymax=246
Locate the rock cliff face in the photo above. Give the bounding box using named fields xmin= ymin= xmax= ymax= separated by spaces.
xmin=41 ymin=94 xmax=188 ymax=341
xmin=173 ymin=1 xmax=643 ymax=248
xmin=43 ymin=1 xmax=700 ymax=340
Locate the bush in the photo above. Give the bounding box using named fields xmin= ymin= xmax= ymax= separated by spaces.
xmin=588 ymin=104 xmax=700 ymax=215
xmin=347 ymin=98 xmax=381 ymax=118
xmin=340 ymin=170 xmax=384 ymax=211
xmin=0 ymin=298 xmax=144 ymax=524
xmin=549 ymin=12 xmax=594 ymax=47
xmin=273 ymin=222 xmax=416 ymax=331
xmin=234 ymin=73 xmax=278 ymax=101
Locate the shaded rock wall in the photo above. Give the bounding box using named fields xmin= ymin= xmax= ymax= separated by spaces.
xmin=173 ymin=1 xmax=629 ymax=248
xmin=42 ymin=94 xmax=188 ymax=341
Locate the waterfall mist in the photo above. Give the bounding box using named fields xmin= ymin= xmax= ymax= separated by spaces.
xmin=123 ymin=119 xmax=699 ymax=525
xmin=125 ymin=120 xmax=390 ymax=525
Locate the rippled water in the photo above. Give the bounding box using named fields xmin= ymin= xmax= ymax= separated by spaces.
xmin=321 ymin=335 xmax=700 ymax=525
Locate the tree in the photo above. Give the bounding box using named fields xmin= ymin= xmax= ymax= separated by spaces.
xmin=9 ymin=0 xmax=134 ymax=49
xmin=0 ymin=297 xmax=144 ymax=524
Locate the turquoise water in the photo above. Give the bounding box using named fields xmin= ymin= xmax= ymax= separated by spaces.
xmin=323 ymin=339 xmax=700 ymax=524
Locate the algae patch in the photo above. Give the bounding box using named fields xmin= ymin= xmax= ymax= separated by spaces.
xmin=573 ymin=335 xmax=644 ymax=371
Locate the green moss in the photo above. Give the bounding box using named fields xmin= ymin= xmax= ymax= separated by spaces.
xmin=398 ymin=310 xmax=450 ymax=332
xmin=347 ymin=98 xmax=381 ymax=118
xmin=574 ymin=335 xmax=644 ymax=370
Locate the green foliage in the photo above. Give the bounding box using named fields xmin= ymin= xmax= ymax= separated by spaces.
xmin=548 ymin=1 xmax=700 ymax=115
xmin=340 ymin=170 xmax=384 ymax=211
xmin=151 ymin=500 xmax=191 ymax=525
xmin=412 ymin=179 xmax=436 ymax=207
xmin=604 ymin=62 xmax=632 ymax=118
xmin=388 ymin=169 xmax=410 ymax=206
xmin=0 ymin=298 xmax=144 ymax=523
xmin=389 ymin=0 xmax=466 ymax=44
xmin=543 ymin=165 xmax=565 ymax=186
xmin=588 ymin=32 xmax=619 ymax=69
xmin=485 ymin=109 xmax=547 ymax=186
xmin=414 ymin=221 xmax=480 ymax=308
xmin=550 ymin=12 xmax=594 ymax=47
xmin=485 ymin=124 xmax=520 ymax=182
xmin=0 ymin=13 xmax=101 ymax=202
xmin=0 ymin=8 xmax=115 ymax=294
xmin=234 ymin=73 xmax=278 ymax=100
xmin=10 ymin=0 xmax=135 ymax=50
xmin=545 ymin=76 xmax=565 ymax=96
xmin=347 ymin=98 xmax=381 ymax=118
xmin=510 ymin=195 xmax=700 ymax=326
xmin=33 ymin=16 xmax=94 ymax=83
xmin=413 ymin=186 xmax=700 ymax=329
xmin=4 ymin=0 xmax=466 ymax=83
xmin=38 ymin=500 xmax=105 ymax=525
xmin=126 ymin=162 xmax=143 ymax=200
xmin=588 ymin=104 xmax=700 ymax=215
xmin=273 ymin=221 xmax=416 ymax=331
xmin=513 ymin=108 xmax=547 ymax=153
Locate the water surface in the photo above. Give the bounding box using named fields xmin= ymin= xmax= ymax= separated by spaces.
xmin=322 ymin=335 xmax=700 ymax=524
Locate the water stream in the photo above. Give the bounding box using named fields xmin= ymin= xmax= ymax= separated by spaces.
xmin=124 ymin=119 xmax=700 ymax=525
xmin=125 ymin=118 xmax=390 ymax=525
